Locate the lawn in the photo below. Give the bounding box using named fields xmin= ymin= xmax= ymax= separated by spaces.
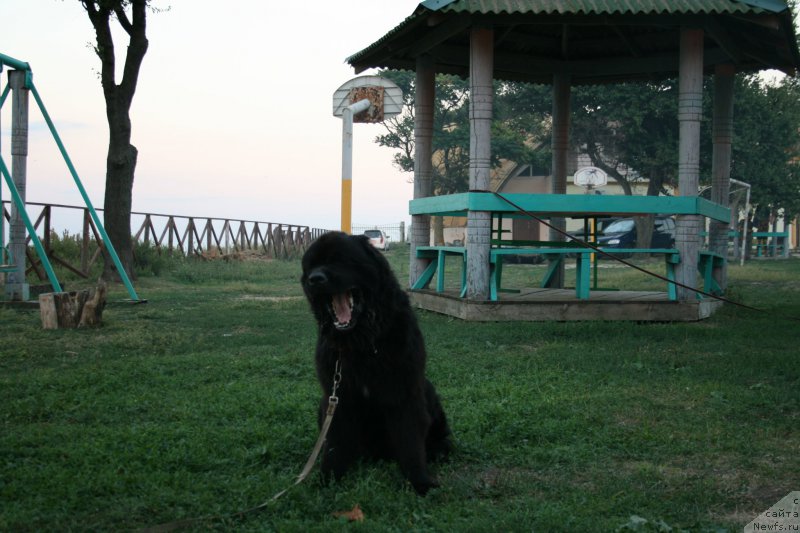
xmin=1 ymin=247 xmax=798 ymax=532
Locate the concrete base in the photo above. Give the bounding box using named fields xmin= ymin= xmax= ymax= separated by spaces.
xmin=410 ymin=288 xmax=723 ymax=322
xmin=4 ymin=282 xmax=30 ymax=302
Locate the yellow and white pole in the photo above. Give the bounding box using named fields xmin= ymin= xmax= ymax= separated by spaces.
xmin=341 ymin=99 xmax=371 ymax=234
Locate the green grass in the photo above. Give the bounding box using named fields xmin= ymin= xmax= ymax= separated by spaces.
xmin=1 ymin=247 xmax=799 ymax=532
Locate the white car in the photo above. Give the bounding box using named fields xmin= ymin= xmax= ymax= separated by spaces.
xmin=363 ymin=229 xmax=389 ymax=251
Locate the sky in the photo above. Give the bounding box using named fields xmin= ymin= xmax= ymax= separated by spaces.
xmin=2 ymin=0 xmax=421 ymax=233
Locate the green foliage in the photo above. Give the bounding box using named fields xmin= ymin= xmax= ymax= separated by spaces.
xmin=375 ymin=70 xmax=543 ymax=194
xmin=1 ymin=248 xmax=799 ymax=531
xmin=132 ymin=241 xmax=170 ymax=277
xmin=47 ymin=229 xmax=84 ymax=261
xmin=731 ymin=75 xmax=800 ymax=225
xmin=572 ymin=81 xmax=682 ymax=196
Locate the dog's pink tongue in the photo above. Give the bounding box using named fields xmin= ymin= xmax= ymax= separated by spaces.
xmin=332 ymin=292 xmax=352 ymax=324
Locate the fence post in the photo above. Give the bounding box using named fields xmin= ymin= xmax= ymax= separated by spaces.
xmin=188 ymin=218 xmax=195 ymax=256
xmin=167 ymin=217 xmax=174 ymax=254
xmin=143 ymin=214 xmax=151 ymax=245
xmin=43 ymin=204 xmax=51 ymax=255
xmin=81 ymin=208 xmax=90 ymax=274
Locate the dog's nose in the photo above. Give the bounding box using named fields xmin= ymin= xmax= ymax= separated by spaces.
xmin=307 ymin=270 xmax=328 ymax=286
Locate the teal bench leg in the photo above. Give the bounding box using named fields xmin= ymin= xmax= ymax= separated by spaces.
xmin=460 ymin=254 xmax=467 ymax=298
xmin=436 ymin=251 xmax=446 ymax=292
xmin=665 ymin=253 xmax=679 ymax=301
xmin=490 ymin=256 xmax=503 ymax=301
xmin=575 ymin=252 xmax=590 ymax=299
xmin=541 ymin=256 xmax=563 ymax=288
xmin=411 ymin=259 xmax=437 ymax=290
xmin=698 ymin=253 xmax=725 ymax=296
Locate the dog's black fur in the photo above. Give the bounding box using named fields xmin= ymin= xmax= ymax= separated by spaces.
xmin=301 ymin=232 xmax=451 ymax=495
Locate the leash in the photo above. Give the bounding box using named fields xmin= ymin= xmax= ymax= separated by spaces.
xmin=485 ymin=190 xmax=799 ymax=320
xmin=140 ymin=359 xmax=342 ymax=532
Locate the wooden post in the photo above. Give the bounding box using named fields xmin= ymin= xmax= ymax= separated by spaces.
xmin=81 ymin=208 xmax=90 ymax=273
xmin=167 ymin=216 xmax=175 ymax=254
xmin=143 ymin=214 xmax=151 ymax=245
xmin=465 ymin=26 xmax=493 ymax=300
xmin=5 ymin=70 xmax=30 ymax=301
xmin=545 ymin=72 xmax=571 ymax=288
xmin=410 ymin=54 xmax=435 ymax=288
xmin=710 ymin=63 xmax=735 ymax=289
xmin=43 ymin=204 xmax=52 ymax=256
xmin=675 ymin=28 xmax=704 ymax=301
xmin=187 ymin=218 xmax=195 ymax=255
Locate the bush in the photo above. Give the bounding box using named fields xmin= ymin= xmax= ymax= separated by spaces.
xmin=132 ymin=241 xmax=176 ymax=277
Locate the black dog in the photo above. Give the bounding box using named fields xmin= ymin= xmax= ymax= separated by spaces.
xmin=301 ymin=232 xmax=451 ymax=495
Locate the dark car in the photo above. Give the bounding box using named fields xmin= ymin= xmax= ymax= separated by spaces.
xmin=567 ymin=217 xmax=620 ymax=244
xmin=596 ymin=216 xmax=676 ymax=249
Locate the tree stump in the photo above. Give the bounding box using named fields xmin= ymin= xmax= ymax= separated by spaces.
xmin=39 ymin=283 xmax=107 ymax=329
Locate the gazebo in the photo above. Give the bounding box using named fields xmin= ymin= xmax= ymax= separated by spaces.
xmin=347 ymin=0 xmax=800 ymax=321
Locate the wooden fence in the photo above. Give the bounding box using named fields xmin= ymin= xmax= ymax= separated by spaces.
xmin=2 ymin=201 xmax=329 ymax=280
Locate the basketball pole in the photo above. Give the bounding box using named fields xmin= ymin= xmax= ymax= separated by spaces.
xmin=341 ymin=99 xmax=370 ymax=234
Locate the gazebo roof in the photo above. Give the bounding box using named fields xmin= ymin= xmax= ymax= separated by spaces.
xmin=347 ymin=0 xmax=800 ymax=84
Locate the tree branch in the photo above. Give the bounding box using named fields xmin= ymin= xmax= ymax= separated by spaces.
xmin=82 ymin=1 xmax=116 ymax=98
xmin=113 ymin=4 xmax=133 ymax=35
xmin=119 ymin=0 xmax=149 ymax=108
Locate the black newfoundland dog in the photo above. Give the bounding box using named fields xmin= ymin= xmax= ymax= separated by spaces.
xmin=301 ymin=232 xmax=451 ymax=495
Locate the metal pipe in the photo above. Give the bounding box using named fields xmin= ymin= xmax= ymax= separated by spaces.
xmin=340 ymin=98 xmax=370 ymax=234
xmin=740 ymin=185 xmax=751 ymax=266
xmin=0 ymin=53 xmax=31 ymax=72
xmin=0 ymin=155 xmax=62 ymax=292
xmin=731 ymin=179 xmax=752 ymax=266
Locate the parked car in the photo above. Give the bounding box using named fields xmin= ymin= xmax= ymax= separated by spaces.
xmin=567 ymin=217 xmax=621 ymax=244
xmin=364 ymin=229 xmax=390 ymax=251
xmin=596 ymin=216 xmax=676 ymax=250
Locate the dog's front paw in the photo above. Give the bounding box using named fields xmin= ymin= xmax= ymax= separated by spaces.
xmin=411 ymin=478 xmax=439 ymax=496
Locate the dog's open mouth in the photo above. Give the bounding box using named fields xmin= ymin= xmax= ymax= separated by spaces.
xmin=329 ymin=291 xmax=356 ymax=330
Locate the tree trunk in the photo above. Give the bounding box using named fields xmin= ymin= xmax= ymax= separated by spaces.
xmin=81 ymin=0 xmax=148 ymax=281
xmin=635 ymin=215 xmax=655 ymax=249
xmin=102 ymin=140 xmax=137 ymax=280
xmin=433 ymin=216 xmax=445 ymax=245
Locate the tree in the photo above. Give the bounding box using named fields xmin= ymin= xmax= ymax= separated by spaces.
xmin=80 ymin=0 xmax=149 ymax=280
xmin=374 ymin=70 xmax=544 ymax=196
xmin=730 ymin=74 xmax=800 ymax=231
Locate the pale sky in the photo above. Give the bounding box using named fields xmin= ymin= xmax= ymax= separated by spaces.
xmin=2 ymin=0 xmax=420 ymax=233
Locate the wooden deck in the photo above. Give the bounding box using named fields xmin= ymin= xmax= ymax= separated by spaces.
xmin=410 ymin=287 xmax=723 ymax=322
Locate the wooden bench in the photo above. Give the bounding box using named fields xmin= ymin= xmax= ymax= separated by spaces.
xmin=413 ymin=244 xmax=725 ymax=302
xmin=492 ymin=247 xmax=680 ymax=301
xmin=697 ymin=250 xmax=725 ymax=296
xmin=753 ymin=231 xmax=789 ymax=257
xmin=413 ymin=246 xmax=468 ymax=297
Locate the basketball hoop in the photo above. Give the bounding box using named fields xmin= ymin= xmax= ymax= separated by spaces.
xmin=574 ymin=166 xmax=608 ymax=190
xmin=332 ymin=76 xmax=402 ymax=123
xmin=332 ymin=76 xmax=403 ymax=234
